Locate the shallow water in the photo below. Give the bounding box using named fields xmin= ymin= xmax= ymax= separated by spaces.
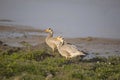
xmin=0 ymin=30 xmax=120 ymax=59
xmin=75 ymin=42 xmax=120 ymax=59
xmin=0 ymin=31 xmax=43 ymax=47
xmin=0 ymin=31 xmax=43 ymax=39
xmin=5 ymin=42 xmax=23 ymax=47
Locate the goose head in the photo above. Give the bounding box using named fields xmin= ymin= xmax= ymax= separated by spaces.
xmin=56 ymin=36 xmax=64 ymax=43
xmin=44 ymin=28 xmax=53 ymax=34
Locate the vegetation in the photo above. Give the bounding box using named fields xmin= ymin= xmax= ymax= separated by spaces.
xmin=0 ymin=47 xmax=120 ymax=80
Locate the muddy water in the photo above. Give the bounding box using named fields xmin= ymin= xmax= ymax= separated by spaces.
xmin=74 ymin=41 xmax=120 ymax=59
xmin=0 ymin=31 xmax=44 ymax=47
xmin=0 ymin=31 xmax=120 ymax=59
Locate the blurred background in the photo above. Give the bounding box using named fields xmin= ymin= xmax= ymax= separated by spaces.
xmin=0 ymin=0 xmax=120 ymax=38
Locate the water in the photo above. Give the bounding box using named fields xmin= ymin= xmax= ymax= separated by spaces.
xmin=0 ymin=31 xmax=43 ymax=39
xmin=0 ymin=0 xmax=120 ymax=38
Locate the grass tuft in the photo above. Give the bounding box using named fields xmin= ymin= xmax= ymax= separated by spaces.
xmin=0 ymin=48 xmax=120 ymax=80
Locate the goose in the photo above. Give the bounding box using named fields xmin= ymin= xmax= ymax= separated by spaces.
xmin=44 ymin=28 xmax=57 ymax=53
xmin=55 ymin=36 xmax=85 ymax=59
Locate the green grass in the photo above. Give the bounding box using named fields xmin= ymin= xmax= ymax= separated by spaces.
xmin=0 ymin=48 xmax=120 ymax=80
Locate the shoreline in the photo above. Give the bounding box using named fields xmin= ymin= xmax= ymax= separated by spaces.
xmin=0 ymin=25 xmax=120 ymax=59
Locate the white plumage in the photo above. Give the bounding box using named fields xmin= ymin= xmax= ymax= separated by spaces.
xmin=56 ymin=36 xmax=85 ymax=59
xmin=44 ymin=28 xmax=58 ymax=53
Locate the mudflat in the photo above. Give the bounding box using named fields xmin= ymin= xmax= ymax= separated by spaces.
xmin=0 ymin=25 xmax=120 ymax=59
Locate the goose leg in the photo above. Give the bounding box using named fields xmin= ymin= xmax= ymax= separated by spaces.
xmin=52 ymin=48 xmax=55 ymax=53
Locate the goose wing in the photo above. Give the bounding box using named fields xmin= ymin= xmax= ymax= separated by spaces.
xmin=62 ymin=44 xmax=78 ymax=53
xmin=61 ymin=44 xmax=85 ymax=57
xmin=59 ymin=49 xmax=71 ymax=57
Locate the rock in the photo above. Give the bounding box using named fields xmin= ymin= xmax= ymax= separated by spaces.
xmin=86 ymin=37 xmax=93 ymax=41
xmin=45 ymin=73 xmax=53 ymax=80
xmin=0 ymin=40 xmax=3 ymax=45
